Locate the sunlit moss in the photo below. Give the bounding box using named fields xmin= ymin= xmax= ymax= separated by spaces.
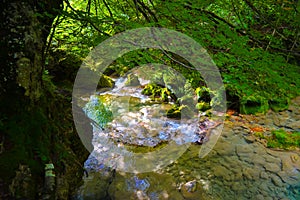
xmin=267 ymin=129 xmax=300 ymax=149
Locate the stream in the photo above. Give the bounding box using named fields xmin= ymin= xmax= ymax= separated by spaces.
xmin=75 ymin=73 xmax=300 ymax=200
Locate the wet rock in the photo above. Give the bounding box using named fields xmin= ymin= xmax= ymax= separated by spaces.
xmin=81 ymin=77 xmax=300 ymax=200
xmin=242 ymin=167 xmax=258 ymax=180
xmin=270 ymin=174 xmax=283 ymax=187
xmin=257 ymin=183 xmax=271 ymax=197
xmin=253 ymin=144 xmax=267 ymax=154
xmin=125 ymin=74 xmax=140 ymax=86
xmin=109 ymin=172 xmax=184 ymax=200
xmin=233 ymin=172 xmax=243 ymax=181
xmin=281 ymin=157 xmax=294 ymax=172
xmin=213 ymin=165 xmax=231 ymax=180
xmin=263 ymin=154 xmax=281 ymax=164
xmin=183 ymin=180 xmax=197 ymax=193
xmin=180 ymin=180 xmax=209 ymax=200
xmin=264 ymin=162 xmax=281 ymax=173
xmin=244 ymin=135 xmax=256 ymax=143
xmin=273 ymin=112 xmax=289 ymax=127
xmin=260 ymin=171 xmax=269 ymax=179
xmin=277 ymin=171 xmax=300 ymax=185
xmin=214 ymin=140 xmax=235 ymax=156
xmin=264 ymin=197 xmax=273 ymax=200
xmin=236 ymin=144 xmax=253 ymax=157
xmin=97 ymin=75 xmax=114 ymax=89
xmin=286 ymin=120 xmax=300 ymax=131
xmin=251 ymin=154 xmax=266 ymax=166
xmin=290 ymin=154 xmax=299 ymax=163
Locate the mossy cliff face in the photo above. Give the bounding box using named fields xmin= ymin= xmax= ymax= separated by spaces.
xmin=0 ymin=1 xmax=89 ymax=199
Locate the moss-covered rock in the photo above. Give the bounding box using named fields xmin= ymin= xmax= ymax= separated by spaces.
xmin=240 ymin=96 xmax=269 ymax=114
xmin=84 ymin=95 xmax=113 ymax=128
xmin=97 ymin=75 xmax=115 ymax=89
xmin=166 ymin=105 xmax=193 ymax=119
xmin=267 ymin=129 xmax=300 ymax=149
xmin=269 ymin=98 xmax=290 ymax=112
xmin=142 ymin=83 xmax=174 ymax=102
xmin=125 ymin=74 xmax=140 ymax=86
xmin=142 ymin=83 xmax=162 ymax=97
xmin=166 ymin=106 xmax=182 ymax=119
xmin=195 ymin=87 xmax=211 ymax=103
xmin=196 ymin=102 xmax=211 ymax=112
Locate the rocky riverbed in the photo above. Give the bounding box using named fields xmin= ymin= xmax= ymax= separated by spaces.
xmin=77 ymin=99 xmax=299 ymax=200
xmin=76 ymin=74 xmax=300 ymax=200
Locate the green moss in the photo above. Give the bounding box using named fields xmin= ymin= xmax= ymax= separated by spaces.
xmin=195 ymin=87 xmax=211 ymax=103
xmin=240 ymin=95 xmax=269 ymax=114
xmin=142 ymin=83 xmax=173 ymax=102
xmin=266 ymin=129 xmax=300 ymax=149
xmin=254 ymin=132 xmax=265 ymax=139
xmin=166 ymin=105 xmax=193 ymax=119
xmin=166 ymin=105 xmax=182 ymax=119
xmin=97 ymin=75 xmax=114 ymax=89
xmin=268 ymin=98 xmax=290 ymax=112
xmin=84 ymin=96 xmax=113 ymax=128
xmin=196 ymin=102 xmax=211 ymax=112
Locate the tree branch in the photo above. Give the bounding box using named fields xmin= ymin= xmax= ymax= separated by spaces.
xmin=63 ymin=0 xmax=111 ymax=36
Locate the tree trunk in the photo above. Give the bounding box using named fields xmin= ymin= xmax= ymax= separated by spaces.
xmin=1 ymin=0 xmax=62 ymax=101
xmin=0 ymin=1 xmax=89 ymax=199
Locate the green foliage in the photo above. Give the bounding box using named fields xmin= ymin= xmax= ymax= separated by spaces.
xmin=267 ymin=129 xmax=300 ymax=149
xmin=50 ymin=0 xmax=300 ymax=114
xmin=240 ymin=95 xmax=269 ymax=114
xmin=254 ymin=131 xmax=265 ymax=139
xmin=254 ymin=129 xmax=300 ymax=149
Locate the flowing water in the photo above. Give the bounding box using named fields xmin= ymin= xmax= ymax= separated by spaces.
xmin=76 ymin=73 xmax=300 ymax=200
